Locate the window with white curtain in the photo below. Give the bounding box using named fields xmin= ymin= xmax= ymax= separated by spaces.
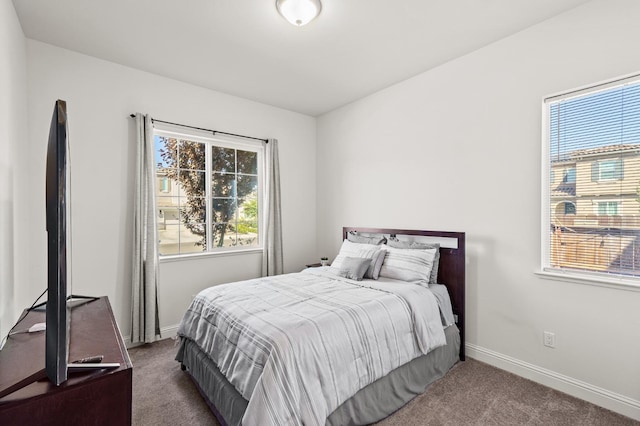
xmin=542 ymin=74 xmax=640 ymax=284
xmin=153 ymin=126 xmax=264 ymax=257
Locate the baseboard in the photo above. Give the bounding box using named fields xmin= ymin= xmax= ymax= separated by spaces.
xmin=124 ymin=324 xmax=180 ymax=348
xmin=466 ymin=343 xmax=640 ymax=421
xmin=160 ymin=324 xmax=180 ymax=340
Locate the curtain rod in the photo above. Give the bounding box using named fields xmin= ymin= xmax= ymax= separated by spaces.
xmin=128 ymin=114 xmax=268 ymax=143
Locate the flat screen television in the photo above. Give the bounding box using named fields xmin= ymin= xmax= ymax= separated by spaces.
xmin=45 ymin=99 xmax=71 ymax=386
xmin=0 ymin=101 xmax=108 ymax=399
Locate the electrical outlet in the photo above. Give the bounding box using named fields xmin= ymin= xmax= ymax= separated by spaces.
xmin=543 ymin=331 xmax=556 ymax=348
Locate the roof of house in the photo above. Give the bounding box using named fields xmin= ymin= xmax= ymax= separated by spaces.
xmin=551 ymin=182 xmax=576 ymax=197
xmin=569 ymin=144 xmax=640 ymax=158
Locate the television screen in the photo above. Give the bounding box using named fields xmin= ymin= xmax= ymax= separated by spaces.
xmin=45 ymin=99 xmax=71 ymax=386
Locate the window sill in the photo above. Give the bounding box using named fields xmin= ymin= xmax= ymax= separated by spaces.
xmin=535 ymin=270 xmax=640 ymax=292
xmin=160 ymin=247 xmax=263 ymax=263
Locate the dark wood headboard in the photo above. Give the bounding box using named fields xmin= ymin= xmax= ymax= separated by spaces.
xmin=343 ymin=227 xmax=466 ymax=361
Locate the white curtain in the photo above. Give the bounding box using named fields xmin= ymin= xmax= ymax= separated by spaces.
xmin=262 ymin=139 xmax=284 ymax=276
xmin=131 ymin=113 xmax=160 ymax=343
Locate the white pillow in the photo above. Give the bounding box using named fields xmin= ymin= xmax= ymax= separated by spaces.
xmin=378 ymin=245 xmax=437 ymax=283
xmin=331 ymin=240 xmax=381 ymax=269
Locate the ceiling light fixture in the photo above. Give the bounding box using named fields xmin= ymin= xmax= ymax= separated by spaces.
xmin=276 ymin=0 xmax=322 ymax=27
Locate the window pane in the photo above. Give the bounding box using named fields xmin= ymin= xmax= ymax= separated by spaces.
xmin=600 ymin=161 xmax=616 ymax=180
xmin=157 ymin=198 xmax=179 ymax=219
xmin=239 ymin=196 xmax=258 ymax=223
xmin=157 ymin=199 xmax=179 ymax=255
xmin=212 ymin=146 xmax=235 ymax=173
xmin=179 ymin=197 xmax=206 ymax=223
xmin=212 ymin=172 xmax=235 ymax=197
xmin=212 ymin=223 xmax=235 ymax=248
xmin=237 ymin=175 xmax=258 ymax=200
xmin=236 ymin=221 xmax=259 ymax=247
xmin=212 ymin=198 xmax=236 ymax=223
xmin=237 ymin=150 xmax=258 ymax=175
xmin=158 ymin=221 xmax=180 ymax=256
xmin=178 ymin=140 xmax=205 ymax=170
xmin=156 ymin=172 xmax=176 ymax=196
xmin=155 ymin=136 xmax=177 ymax=169
xmin=598 ymin=203 xmax=607 ymax=215
xmin=178 ymin=170 xmax=205 ymax=198
xmin=158 ymin=206 xmax=180 ymax=221
xmin=179 ymin=222 xmax=206 ymax=254
xmin=563 ymin=168 xmax=576 ymax=183
xmin=564 ymin=202 xmax=576 ymax=215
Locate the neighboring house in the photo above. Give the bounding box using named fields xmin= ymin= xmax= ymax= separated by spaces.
xmin=155 ymin=170 xmax=198 ymax=255
xmin=550 ymin=144 xmax=640 ymax=274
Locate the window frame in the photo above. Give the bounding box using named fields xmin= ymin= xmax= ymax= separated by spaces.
xmin=153 ymin=124 xmax=265 ymax=259
xmin=540 ymin=72 xmax=640 ymax=291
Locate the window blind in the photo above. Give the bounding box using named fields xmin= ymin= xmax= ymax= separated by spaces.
xmin=545 ymin=75 xmax=640 ymax=280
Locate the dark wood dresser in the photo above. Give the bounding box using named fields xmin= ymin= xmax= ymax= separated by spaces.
xmin=0 ymin=297 xmax=132 ymax=425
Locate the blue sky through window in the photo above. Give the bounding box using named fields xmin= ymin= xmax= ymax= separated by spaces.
xmin=550 ymin=82 xmax=640 ymax=160
xmin=155 ymin=135 xmax=171 ymax=168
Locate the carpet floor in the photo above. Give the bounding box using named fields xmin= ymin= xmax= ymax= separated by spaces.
xmin=129 ymin=338 xmax=638 ymax=426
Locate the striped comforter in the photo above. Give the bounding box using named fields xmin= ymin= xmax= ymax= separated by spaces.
xmin=177 ymin=267 xmax=446 ymax=426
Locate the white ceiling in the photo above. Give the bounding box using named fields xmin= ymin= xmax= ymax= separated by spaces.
xmin=13 ymin=0 xmax=590 ymax=116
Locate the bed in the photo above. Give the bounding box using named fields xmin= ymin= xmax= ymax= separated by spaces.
xmin=176 ymin=227 xmax=466 ymax=426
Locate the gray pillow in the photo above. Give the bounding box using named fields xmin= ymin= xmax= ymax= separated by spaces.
xmin=347 ymin=231 xmax=386 ymax=245
xmin=387 ymin=237 xmax=440 ymax=284
xmin=337 ymin=257 xmax=372 ymax=281
xmin=366 ymin=249 xmax=386 ymax=280
xmin=355 ymin=248 xmax=386 ymax=279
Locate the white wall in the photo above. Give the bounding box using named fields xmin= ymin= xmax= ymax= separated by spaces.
xmin=25 ymin=40 xmax=316 ymax=340
xmin=317 ymin=0 xmax=640 ymax=419
xmin=0 ymin=0 xmax=28 ymax=340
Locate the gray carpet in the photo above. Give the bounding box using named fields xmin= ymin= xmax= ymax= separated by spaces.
xmin=129 ymin=338 xmax=638 ymax=426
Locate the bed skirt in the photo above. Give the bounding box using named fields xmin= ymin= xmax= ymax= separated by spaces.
xmin=176 ymin=324 xmax=461 ymax=426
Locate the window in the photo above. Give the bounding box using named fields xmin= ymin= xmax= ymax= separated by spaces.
xmin=592 ymin=159 xmax=624 ymax=182
xmin=160 ymin=175 xmax=171 ymax=193
xmin=563 ymin=167 xmax=576 ymax=183
xmin=154 ymin=127 xmax=263 ymax=257
xmin=543 ymin=74 xmax=640 ymax=283
xmin=597 ymin=201 xmax=618 ymax=216
xmin=564 ymin=202 xmax=576 ymax=215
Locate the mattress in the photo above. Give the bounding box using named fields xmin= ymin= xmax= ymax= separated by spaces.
xmin=176 ymin=324 xmax=460 ymax=426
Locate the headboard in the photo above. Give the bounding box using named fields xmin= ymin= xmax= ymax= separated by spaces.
xmin=342 ymin=227 xmax=466 ymax=361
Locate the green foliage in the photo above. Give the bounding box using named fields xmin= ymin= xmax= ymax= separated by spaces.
xmin=242 ymin=198 xmax=258 ymax=220
xmin=236 ymin=222 xmax=258 ymax=234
